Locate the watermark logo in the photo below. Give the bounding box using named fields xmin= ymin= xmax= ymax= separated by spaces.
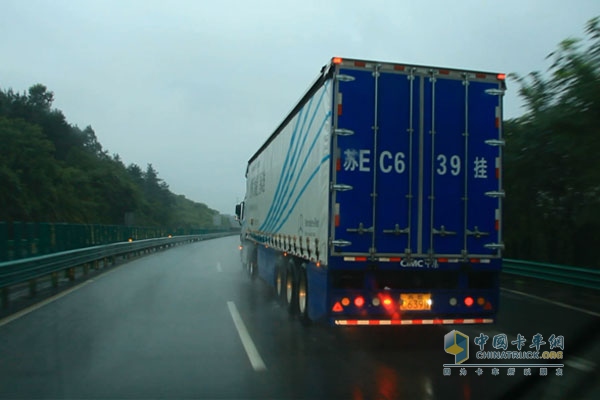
xmin=445 ymin=330 xmax=469 ymax=364
xmin=443 ymin=331 xmax=565 ymax=377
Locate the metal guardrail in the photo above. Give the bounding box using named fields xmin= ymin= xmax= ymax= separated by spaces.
xmin=0 ymin=221 xmax=235 ymax=262
xmin=0 ymin=232 xmax=235 ymax=307
xmin=503 ymin=258 xmax=600 ymax=290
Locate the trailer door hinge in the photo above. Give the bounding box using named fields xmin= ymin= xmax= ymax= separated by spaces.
xmin=485 ymin=88 xmax=505 ymax=96
xmin=336 ymin=74 xmax=355 ymax=82
xmin=334 ymin=128 xmax=355 ymax=136
xmin=484 ymin=139 xmax=505 ymax=147
xmin=331 ymin=239 xmax=352 ymax=247
xmin=331 ymin=183 xmax=353 ymax=192
xmin=485 ymin=190 xmax=505 ymax=198
xmin=484 ymin=243 xmax=505 ymax=250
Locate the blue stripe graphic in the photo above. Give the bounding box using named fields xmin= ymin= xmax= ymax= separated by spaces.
xmin=266 ymin=111 xmax=331 ymax=231
xmin=262 ymin=84 xmax=329 ymax=232
xmin=273 ymin=155 xmax=331 ymax=232
xmin=260 ymin=81 xmax=330 ymax=232
xmin=263 ymin=95 xmax=315 ymax=230
xmin=259 ymin=108 xmax=304 ymax=230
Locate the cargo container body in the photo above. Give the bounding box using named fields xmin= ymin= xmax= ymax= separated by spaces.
xmin=236 ymin=57 xmax=506 ymax=326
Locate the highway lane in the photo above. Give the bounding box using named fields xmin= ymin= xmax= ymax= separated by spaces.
xmin=0 ymin=236 xmax=597 ymax=399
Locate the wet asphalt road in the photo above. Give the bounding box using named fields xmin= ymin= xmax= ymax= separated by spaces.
xmin=0 ymin=236 xmax=598 ymax=399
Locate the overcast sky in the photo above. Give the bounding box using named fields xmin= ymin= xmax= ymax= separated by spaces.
xmin=1 ymin=0 xmax=598 ymax=215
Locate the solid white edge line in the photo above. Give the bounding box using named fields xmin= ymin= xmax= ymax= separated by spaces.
xmin=227 ymin=301 xmax=267 ymax=371
xmin=501 ymin=288 xmax=600 ymax=318
xmin=0 ymin=257 xmax=134 ymax=329
xmin=0 ymin=279 xmax=94 ymax=328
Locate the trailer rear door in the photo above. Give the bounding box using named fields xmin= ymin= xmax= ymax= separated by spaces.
xmin=331 ymin=60 xmax=504 ymax=259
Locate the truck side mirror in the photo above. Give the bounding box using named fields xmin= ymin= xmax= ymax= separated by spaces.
xmin=235 ymin=202 xmax=245 ymax=224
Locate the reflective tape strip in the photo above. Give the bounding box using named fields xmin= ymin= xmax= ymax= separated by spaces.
xmin=343 ymin=256 xmax=367 ymax=262
xmin=337 ymin=93 xmax=343 ymax=115
xmin=496 ymin=157 xmax=500 ymax=179
xmin=335 ymin=318 xmax=494 ymax=326
xmin=379 ymin=257 xmax=402 ymax=262
xmin=495 ymin=209 xmax=500 ymax=231
xmin=495 ymin=106 xmax=500 ymax=128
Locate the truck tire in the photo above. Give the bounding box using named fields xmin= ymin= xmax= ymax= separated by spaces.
xmin=248 ymin=259 xmax=257 ymax=280
xmin=247 ymin=248 xmax=258 ymax=281
xmin=297 ymin=265 xmax=310 ymax=325
xmin=285 ymin=259 xmax=298 ymax=314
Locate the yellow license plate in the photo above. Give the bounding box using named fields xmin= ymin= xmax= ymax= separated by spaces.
xmin=400 ymin=293 xmax=431 ymax=311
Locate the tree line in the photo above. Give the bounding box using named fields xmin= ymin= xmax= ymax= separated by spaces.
xmin=503 ymin=17 xmax=599 ymax=268
xmin=0 ymin=84 xmax=221 ymax=230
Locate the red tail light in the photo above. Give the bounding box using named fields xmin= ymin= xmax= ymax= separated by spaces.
xmin=382 ymin=297 xmax=393 ymax=308
xmin=354 ymin=296 xmax=365 ymax=307
xmin=464 ymin=297 xmax=474 ymax=307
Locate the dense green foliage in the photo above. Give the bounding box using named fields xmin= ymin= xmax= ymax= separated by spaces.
xmin=0 ymin=84 xmax=220 ymax=229
xmin=504 ymin=17 xmax=600 ymax=267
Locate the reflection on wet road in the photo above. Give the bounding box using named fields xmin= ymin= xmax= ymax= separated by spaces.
xmin=0 ymin=236 xmax=597 ymax=399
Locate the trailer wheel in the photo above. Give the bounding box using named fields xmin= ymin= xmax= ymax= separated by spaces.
xmin=285 ymin=259 xmax=298 ymax=314
xmin=297 ymin=265 xmax=310 ymax=325
xmin=247 ymin=249 xmax=258 ymax=281
xmin=248 ymin=259 xmax=257 ymax=280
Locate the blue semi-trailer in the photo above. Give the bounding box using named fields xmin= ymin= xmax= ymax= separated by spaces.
xmin=235 ymin=57 xmax=506 ymax=326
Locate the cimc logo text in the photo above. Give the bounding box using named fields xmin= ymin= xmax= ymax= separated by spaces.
xmin=445 ymin=330 xmax=469 ymax=364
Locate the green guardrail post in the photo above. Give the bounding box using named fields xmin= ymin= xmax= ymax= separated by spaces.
xmin=56 ymin=223 xmax=67 ymax=252
xmin=90 ymin=224 xmax=96 ymax=246
xmin=27 ymin=222 xmax=38 ymax=257
xmin=13 ymin=222 xmax=23 ymax=259
xmin=39 ymin=223 xmax=51 ymax=256
xmin=77 ymin=224 xmax=86 ymax=249
xmin=49 ymin=223 xmax=57 ymax=253
xmin=66 ymin=267 xmax=75 ymax=281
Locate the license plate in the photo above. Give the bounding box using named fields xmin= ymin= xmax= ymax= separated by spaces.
xmin=400 ymin=293 xmax=431 ymax=311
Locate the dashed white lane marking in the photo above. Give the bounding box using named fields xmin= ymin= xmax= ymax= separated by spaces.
xmin=216 ymin=262 xmax=222 ymax=272
xmin=501 ymin=288 xmax=600 ymax=318
xmin=0 ymin=279 xmax=94 ymax=328
xmin=227 ymin=301 xmax=267 ymax=371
